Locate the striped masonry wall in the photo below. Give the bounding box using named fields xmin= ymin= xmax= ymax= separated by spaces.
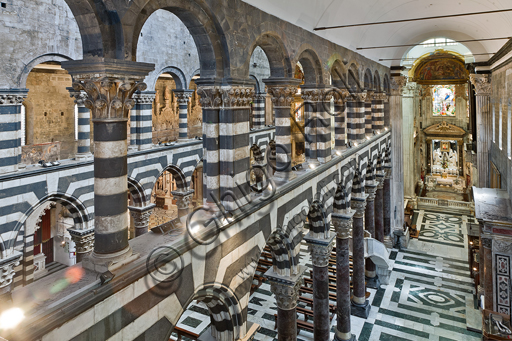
xmin=0 ymin=89 xmax=27 ymax=174
xmin=333 ymin=90 xmax=347 ymax=150
xmin=316 ymin=98 xmax=332 ymax=163
xmin=173 ymin=89 xmax=193 ymax=141
xmin=372 ymin=93 xmax=385 ymax=132
xmin=346 ymin=94 xmax=366 ymax=144
xmin=130 ymin=92 xmax=155 ymax=151
xmin=303 ymin=100 xmax=317 ymax=161
xmin=252 ymin=93 xmax=266 ymax=129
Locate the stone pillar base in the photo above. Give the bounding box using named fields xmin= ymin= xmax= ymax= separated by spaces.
xmin=82 ymin=246 xmax=137 ymax=273
xmin=365 ymin=275 xmax=381 ymax=289
xmin=334 ymin=333 xmax=357 ymax=341
xmin=351 ymin=299 xmax=371 ymax=318
xmin=75 ymin=152 xmax=93 ymax=161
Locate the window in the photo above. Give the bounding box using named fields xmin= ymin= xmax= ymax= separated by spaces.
xmin=20 ymin=104 xmax=26 ymax=146
xmin=74 ymin=104 xmax=78 ymax=140
xmin=499 ymin=100 xmax=503 ymax=150
xmin=423 ymin=38 xmax=458 ymax=48
xmin=432 ymin=85 xmax=455 ymax=116
xmin=508 ymin=100 xmax=511 ymax=159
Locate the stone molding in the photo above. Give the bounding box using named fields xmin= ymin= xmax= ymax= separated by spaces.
xmin=301 ymin=88 xmax=333 ymax=103
xmin=332 ymin=88 xmax=350 ymax=104
xmin=129 ymin=204 xmax=156 ymax=230
xmin=390 ymin=76 xmax=407 ymax=96
xmin=172 ymin=89 xmax=194 ymax=105
xmin=0 ymin=89 xmax=28 ymax=106
xmin=171 ymin=190 xmax=194 ymax=209
xmin=132 ymin=92 xmax=156 ymax=105
xmin=269 ymin=279 xmax=302 ymax=310
xmin=493 ymin=237 xmax=512 ymax=254
xmin=266 ymin=85 xmax=300 ymax=108
xmin=470 ymin=74 xmax=491 ymax=96
xmin=0 ymin=251 xmax=22 ymax=289
xmin=332 ymin=213 xmax=354 ymax=239
xmin=365 ymin=91 xmax=374 ymax=102
xmin=304 ymin=234 xmax=335 ymax=267
xmin=254 ymin=93 xmax=267 ymax=101
xmin=197 ymin=86 xmax=255 ymax=109
xmin=372 ymin=92 xmax=388 ymax=101
xmin=351 ymin=199 xmax=367 ymax=218
xmin=348 ymin=91 xmax=367 ymax=102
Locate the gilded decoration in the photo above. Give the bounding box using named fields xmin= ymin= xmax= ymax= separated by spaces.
xmin=412 ymin=52 xmax=468 ymax=85
xmin=423 ymin=121 xmax=466 ymax=138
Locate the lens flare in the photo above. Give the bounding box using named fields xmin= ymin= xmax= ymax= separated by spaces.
xmin=0 ymin=307 xmax=24 ymax=330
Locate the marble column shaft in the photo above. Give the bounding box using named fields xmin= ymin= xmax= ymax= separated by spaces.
xmin=375 ymin=176 xmax=385 ymax=242
xmin=173 ymin=89 xmax=194 ymax=141
xmin=383 ymin=169 xmax=392 ymax=236
xmin=470 ymin=74 xmax=492 ymax=188
xmin=365 ymin=186 xmax=377 ymax=278
xmin=346 ymin=93 xmax=366 ymax=144
xmin=482 ymin=236 xmax=493 ymax=310
xmin=351 ymin=198 xmax=367 ymax=304
xmin=333 ymin=213 xmax=356 ymax=341
xmin=365 ymin=92 xmax=373 ymax=136
xmin=69 ymin=89 xmax=93 ymax=160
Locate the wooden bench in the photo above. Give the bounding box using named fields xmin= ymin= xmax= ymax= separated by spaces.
xmin=170 ymin=326 xmax=199 ymax=341
xmin=303 ymin=277 xmax=337 ymax=292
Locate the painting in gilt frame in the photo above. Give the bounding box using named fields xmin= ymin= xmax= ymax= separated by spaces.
xmin=432 ymin=85 xmax=456 ymax=117
xmin=412 ymin=52 xmax=468 ymax=85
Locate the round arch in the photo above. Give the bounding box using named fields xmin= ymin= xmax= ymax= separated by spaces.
xmin=128 ymin=177 xmax=148 ymax=207
xmin=129 ymin=1 xmax=229 ymax=80
xmin=246 ymin=32 xmax=293 ymax=79
xmin=151 ymin=164 xmax=189 ymax=196
xmin=364 ymin=68 xmax=373 ymax=90
xmin=374 ymin=71 xmax=382 ymax=92
xmin=146 ymin=66 xmax=188 ymax=92
xmin=295 ymin=45 xmax=324 ymax=85
xmin=331 ymin=59 xmax=347 ymax=89
xmin=18 ymin=53 xmax=73 ymax=89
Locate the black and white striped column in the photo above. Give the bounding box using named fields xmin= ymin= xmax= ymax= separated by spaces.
xmin=372 ymin=92 xmax=386 ymax=133
xmin=333 ymin=89 xmax=348 ymax=152
xmin=252 ymin=93 xmax=266 ymax=129
xmin=264 ymin=78 xmax=301 ymax=181
xmin=130 ymin=91 xmax=155 ymax=151
xmin=69 ymin=89 xmax=93 ymax=161
xmin=365 ymin=91 xmax=373 ymax=137
xmin=0 ymin=89 xmax=27 ymax=174
xmin=173 ymin=89 xmax=193 ymax=142
xmin=302 ymin=89 xmax=319 ymax=164
xmin=316 ymin=91 xmax=332 ymax=163
xmin=346 ymin=92 xmax=366 ymax=145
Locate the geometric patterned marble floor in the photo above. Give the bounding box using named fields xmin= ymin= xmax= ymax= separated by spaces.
xmin=172 ymin=210 xmax=482 ymax=341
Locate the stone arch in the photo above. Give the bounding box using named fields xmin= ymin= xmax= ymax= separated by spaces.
xmin=265 ymin=228 xmax=301 ymax=277
xmin=18 ymin=53 xmax=73 ymax=88
xmin=129 ymin=0 xmax=230 ymax=79
xmin=331 ymin=59 xmax=347 ymax=89
xmin=249 ymin=74 xmax=261 ymax=93
xmin=374 ymin=71 xmax=382 ymax=92
xmin=247 ymin=33 xmax=293 ymax=78
xmin=4 ymin=193 xmax=90 ymax=255
xmin=296 ymin=46 xmax=324 ymax=85
xmin=153 ymin=164 xmax=189 ymax=193
xmin=383 ymin=74 xmax=390 ymax=94
xmin=348 ymin=63 xmax=361 ymax=92
xmin=147 ymin=66 xmax=188 ymax=92
xmin=128 ymin=177 xmax=148 ymax=207
xmin=62 ymin=0 xmax=106 ymax=57
xmin=307 ymin=200 xmax=329 ymax=238
xmin=364 ymin=68 xmax=373 ymax=90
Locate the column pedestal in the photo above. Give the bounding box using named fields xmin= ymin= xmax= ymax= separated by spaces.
xmin=265 ymin=266 xmax=306 ymax=341
xmin=68 ymin=228 xmax=94 ymax=263
xmin=332 ymin=212 xmax=357 ymax=341
xmin=304 ymin=233 xmax=335 ymax=341
xmin=351 ymin=195 xmax=371 ymax=318
xmin=128 ymin=204 xmax=156 ymax=237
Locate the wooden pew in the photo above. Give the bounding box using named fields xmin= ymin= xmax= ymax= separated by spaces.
xmin=170 ymin=326 xmax=199 ymax=341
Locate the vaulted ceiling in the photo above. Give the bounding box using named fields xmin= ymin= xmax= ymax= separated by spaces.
xmin=242 ymin=0 xmax=512 ymax=67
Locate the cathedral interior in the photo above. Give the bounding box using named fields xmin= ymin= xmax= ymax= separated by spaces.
xmin=1 ymin=1 xmax=512 ymax=340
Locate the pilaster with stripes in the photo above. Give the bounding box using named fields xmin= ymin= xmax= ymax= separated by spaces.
xmin=252 ymin=93 xmax=266 ymax=129
xmin=301 ymin=88 xmax=320 ymax=163
xmin=346 ymin=92 xmax=366 ymax=144
xmin=372 ymin=92 xmax=386 ymax=132
xmin=365 ymin=91 xmax=373 ymax=137
xmin=264 ymin=78 xmax=301 ymax=180
xmin=0 ymin=89 xmax=27 ymax=174
xmin=69 ymin=89 xmax=93 ymax=161
xmin=63 ymin=58 xmax=154 ymax=272
xmin=317 ymin=89 xmax=332 ymax=163
xmin=333 ymin=88 xmax=349 ymax=152
xmin=130 ymin=91 xmax=155 ymax=151
xmin=173 ymin=89 xmax=194 ymax=141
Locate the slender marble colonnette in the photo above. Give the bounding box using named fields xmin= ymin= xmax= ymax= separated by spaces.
xmin=365 ymin=184 xmax=380 ymax=288
xmin=482 ymin=236 xmax=493 ymax=310
xmin=173 ymin=89 xmax=194 ymax=141
xmin=252 ymin=93 xmax=266 ymax=129
xmin=68 ymin=89 xmax=93 ymax=160
xmin=375 ymin=174 xmax=385 ymax=242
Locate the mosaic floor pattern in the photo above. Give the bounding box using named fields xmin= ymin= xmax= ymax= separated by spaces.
xmin=172 ymin=209 xmax=481 ymax=341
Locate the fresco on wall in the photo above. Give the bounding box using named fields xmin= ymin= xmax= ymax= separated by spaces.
xmin=412 ymin=52 xmax=468 ymax=85
xmin=432 ymin=85 xmax=456 ymax=117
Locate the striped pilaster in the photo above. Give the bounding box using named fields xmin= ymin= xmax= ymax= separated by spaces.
xmin=130 ymin=92 xmax=155 ymax=151
xmin=69 ymin=89 xmax=93 ymax=161
xmin=346 ymin=92 xmax=366 ymax=144
xmin=265 ymin=78 xmax=301 ymax=180
xmin=333 ymin=89 xmax=348 ymax=151
xmin=372 ymin=92 xmax=386 ymax=132
xmin=301 ymin=89 xmax=319 ymax=162
xmin=252 ymin=93 xmax=266 ymax=129
xmin=173 ymin=89 xmax=194 ymax=141
xmin=218 ymin=86 xmax=253 ymax=211
xmin=365 ymin=91 xmax=373 ymax=137
xmin=383 ymin=95 xmax=390 ymax=128
xmin=0 ymin=89 xmax=27 ymax=174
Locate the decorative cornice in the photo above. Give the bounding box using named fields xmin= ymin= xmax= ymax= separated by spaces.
xmin=0 ymin=89 xmax=28 ymax=106
xmin=307 ymin=242 xmax=334 ymax=267
xmin=390 ymin=76 xmax=407 ymax=96
xmin=132 ymin=92 xmax=156 ymax=104
xmin=266 ymin=85 xmax=299 ymax=108
xmin=348 ymin=91 xmax=367 ymax=102
xmin=301 ymin=88 xmax=333 ymax=103
xmin=70 ymin=232 xmax=95 ymax=254
xmin=372 ymin=92 xmax=387 ymax=101
xmin=332 ymin=213 xmax=354 ymax=239
xmin=269 ymin=279 xmax=302 ymax=310
xmin=423 ymin=121 xmax=466 ymax=137
xmin=470 ymin=74 xmax=491 ymax=96
xmin=0 ymin=251 xmax=22 ymax=289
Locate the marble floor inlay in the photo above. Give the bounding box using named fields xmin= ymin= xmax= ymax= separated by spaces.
xmin=172 ymin=209 xmax=481 ymax=341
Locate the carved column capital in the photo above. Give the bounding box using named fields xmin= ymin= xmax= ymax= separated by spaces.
xmin=307 ymin=242 xmax=334 ymax=267
xmin=128 ymin=204 xmax=156 ymax=229
xmin=332 ymin=212 xmax=355 ymax=239
xmin=351 ymin=198 xmax=367 ymax=218
xmin=265 ymin=266 xmax=306 ymax=310
xmin=0 ymin=251 xmax=22 ymax=289
xmin=332 ymin=88 xmax=350 ymax=104
xmin=132 ymin=91 xmax=156 ymax=104
xmin=390 ymin=75 xmax=407 ymax=96
xmin=365 ymin=185 xmax=377 ymax=201
xmin=366 ymin=91 xmax=374 ymax=102
xmin=481 ymin=236 xmax=492 ymax=249
xmin=68 ymin=88 xmax=88 ymax=106
xmin=197 ymin=86 xmax=254 ymax=108
xmin=263 ymin=78 xmax=302 ymax=108
xmin=0 ymin=89 xmax=28 ymax=106
xmin=68 ymin=228 xmax=95 ymax=255
xmin=254 ymin=93 xmax=267 ymax=101
xmin=349 ymin=91 xmax=367 ymax=102
xmin=373 ymin=92 xmax=388 ymax=101
xmin=470 ymin=74 xmax=492 ymax=96
xmin=172 ymin=89 xmax=193 ymax=104
xmin=171 ymin=190 xmax=194 ymax=210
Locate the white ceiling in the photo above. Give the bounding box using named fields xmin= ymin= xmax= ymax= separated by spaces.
xmin=242 ymin=0 xmax=512 ymax=67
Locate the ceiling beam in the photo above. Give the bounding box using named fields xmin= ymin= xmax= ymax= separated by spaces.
xmin=356 ymin=37 xmax=510 ymax=50
xmin=378 ymin=53 xmax=497 ymax=61
xmin=314 ymin=8 xmax=512 ymax=31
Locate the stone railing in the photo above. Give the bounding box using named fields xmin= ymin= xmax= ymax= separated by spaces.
xmin=417 ymin=197 xmax=474 ymax=214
